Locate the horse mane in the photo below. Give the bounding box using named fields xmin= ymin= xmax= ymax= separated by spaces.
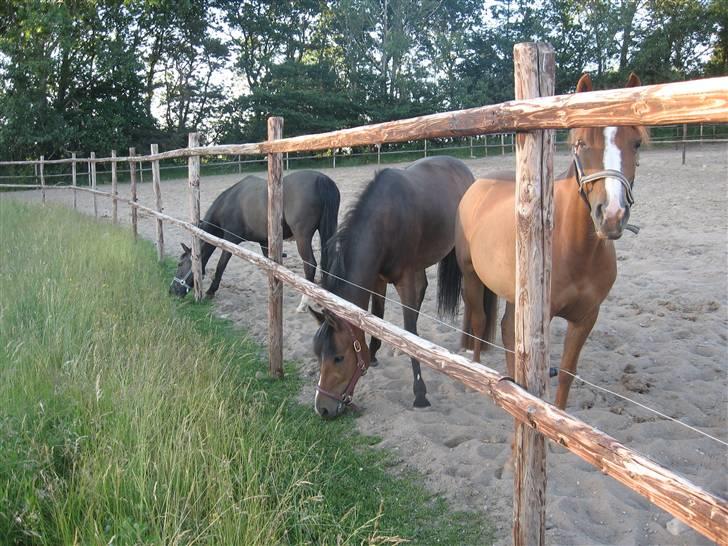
xmin=321 ymin=169 xmax=397 ymax=294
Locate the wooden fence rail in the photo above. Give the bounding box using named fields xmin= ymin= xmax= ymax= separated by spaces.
xmin=9 ymin=182 xmax=724 ymax=544
xmin=1 ymin=77 xmax=725 ymax=167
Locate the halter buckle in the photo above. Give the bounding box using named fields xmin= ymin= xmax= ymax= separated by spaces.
xmin=353 ymin=339 xmax=362 ymax=353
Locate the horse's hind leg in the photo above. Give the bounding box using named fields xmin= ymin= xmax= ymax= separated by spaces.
xmin=462 ymin=270 xmax=486 ymax=362
xmin=206 ymin=250 xmax=232 ymax=297
xmin=554 ymin=309 xmax=598 ymax=409
xmin=294 ymin=234 xmax=317 ymax=312
xmin=395 ymin=270 xmax=430 ymax=408
xmin=368 ymin=277 xmax=387 ymax=365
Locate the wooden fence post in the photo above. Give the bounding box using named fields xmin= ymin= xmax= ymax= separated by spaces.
xmin=501 ymin=133 xmax=506 ymax=154
xmin=377 ymin=144 xmax=381 ymax=164
xmin=285 ymin=151 xmax=290 ymax=171
xmin=129 ymin=147 xmax=138 ymax=239
xmin=111 ymin=150 xmax=118 ymax=224
xmin=424 ymin=139 xmax=428 ymax=157
xmin=138 ymin=160 xmax=144 ymax=183
xmin=187 ymin=133 xmax=203 ymax=301
xmin=238 ymin=154 xmax=242 ymax=174
xmin=267 ymin=116 xmax=284 ymax=379
xmin=91 ymin=152 xmax=98 ymax=218
xmin=39 ymin=156 xmax=45 ymax=204
xmin=332 ymin=148 xmax=336 ymax=168
xmin=682 ymin=123 xmax=688 ymax=165
xmin=512 ymin=41 xmax=555 ymax=546
xmin=151 ymin=144 xmax=164 ymax=261
xmin=71 ymin=153 xmax=77 ymax=210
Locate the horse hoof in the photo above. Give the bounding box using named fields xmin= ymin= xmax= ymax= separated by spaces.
xmin=205 ymin=291 xmax=216 ymax=299
xmin=549 ymin=367 xmax=559 ymax=378
xmin=413 ymin=396 xmax=431 ymax=408
xmin=369 ymin=357 xmax=379 ymax=368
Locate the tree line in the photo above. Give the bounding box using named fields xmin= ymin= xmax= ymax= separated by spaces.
xmin=1 ymin=0 xmax=725 ymax=161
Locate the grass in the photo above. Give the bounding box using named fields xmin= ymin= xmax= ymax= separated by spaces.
xmin=0 ymin=200 xmax=494 ymax=545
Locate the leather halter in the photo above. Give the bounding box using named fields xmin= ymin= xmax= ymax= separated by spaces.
xmin=316 ymin=322 xmax=368 ymax=408
xmin=571 ymin=143 xmax=635 ymax=208
xmin=172 ymin=269 xmax=193 ymax=292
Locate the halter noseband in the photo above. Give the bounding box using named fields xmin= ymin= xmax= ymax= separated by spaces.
xmin=316 ymin=322 xmax=369 ymax=409
xmin=172 ymin=269 xmax=193 ymax=292
xmin=572 ymin=142 xmax=635 ymax=208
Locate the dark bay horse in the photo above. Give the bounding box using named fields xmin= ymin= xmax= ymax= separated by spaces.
xmin=170 ymin=170 xmax=340 ymax=307
xmin=310 ymin=156 xmax=475 ymax=418
xmin=439 ymin=73 xmax=647 ymax=410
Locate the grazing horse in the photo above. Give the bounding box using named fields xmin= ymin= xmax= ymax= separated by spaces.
xmin=310 ymin=156 xmax=475 ymax=418
xmin=170 ymin=170 xmax=340 ymax=308
xmin=439 ymin=73 xmax=647 ymax=410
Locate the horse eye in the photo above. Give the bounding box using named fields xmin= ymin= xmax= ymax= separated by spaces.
xmin=635 ymin=142 xmax=641 ymax=149
xmin=333 ymin=355 xmax=344 ymax=364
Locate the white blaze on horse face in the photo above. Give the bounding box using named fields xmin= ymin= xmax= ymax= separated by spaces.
xmin=603 ymin=127 xmax=625 ymax=216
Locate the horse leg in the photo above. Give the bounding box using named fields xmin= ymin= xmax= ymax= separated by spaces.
xmin=294 ymin=234 xmax=317 ymax=312
xmin=554 ymin=309 xmax=599 ymax=410
xmin=462 ymin=271 xmax=486 ymax=362
xmin=206 ymin=250 xmax=232 ymax=297
xmin=368 ymin=277 xmax=387 ymax=365
xmin=395 ymin=270 xmax=430 ymax=408
xmin=501 ymin=302 xmax=515 ymax=378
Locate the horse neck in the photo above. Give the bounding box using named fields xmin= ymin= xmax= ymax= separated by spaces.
xmin=556 ymin=165 xmax=608 ymax=260
xmin=330 ymin=232 xmax=383 ymax=310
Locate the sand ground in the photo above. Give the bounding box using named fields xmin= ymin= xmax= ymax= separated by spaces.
xmin=5 ymin=144 xmax=727 ymax=545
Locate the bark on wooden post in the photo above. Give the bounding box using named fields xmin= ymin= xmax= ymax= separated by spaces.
xmin=187 ymin=133 xmax=204 ymax=302
xmin=71 ymin=153 xmax=77 ymax=210
xmin=90 ymin=152 xmax=98 ymax=218
xmin=682 ymin=123 xmax=688 ymax=165
xmin=38 ymin=156 xmax=45 ymax=204
xmin=267 ymin=116 xmax=284 ymax=379
xmin=129 ymin=148 xmax=138 ymax=238
xmin=512 ymin=41 xmax=555 ymax=546
xmin=151 ymin=144 xmax=164 ymax=261
xmin=111 ymin=150 xmax=118 ymax=224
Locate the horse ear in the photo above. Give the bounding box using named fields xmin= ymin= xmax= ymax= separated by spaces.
xmin=576 ymin=73 xmax=593 ymax=93
xmin=626 ymin=72 xmax=641 ymax=88
xmin=181 ymin=242 xmax=191 ymax=254
xmin=308 ymin=305 xmax=326 ymax=325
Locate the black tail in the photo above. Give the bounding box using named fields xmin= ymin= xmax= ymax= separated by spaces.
xmin=437 ymin=248 xmax=463 ymax=318
xmin=316 ymin=175 xmax=341 ymax=274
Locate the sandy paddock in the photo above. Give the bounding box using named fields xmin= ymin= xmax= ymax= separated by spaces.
xmin=5 ymin=145 xmax=727 ymax=545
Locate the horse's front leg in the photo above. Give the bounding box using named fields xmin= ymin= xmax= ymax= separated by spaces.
xmin=554 ymin=308 xmax=599 ymax=409
xmin=206 ymin=250 xmax=232 ymax=297
xmin=368 ymin=277 xmax=387 ymax=365
xmin=294 ymin=234 xmax=317 ymax=312
xmin=395 ymin=270 xmax=430 ymax=408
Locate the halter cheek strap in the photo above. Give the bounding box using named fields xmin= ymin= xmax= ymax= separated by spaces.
xmin=316 ymin=322 xmax=369 ymax=407
xmin=572 ymin=145 xmax=635 ymax=208
xmin=172 ymin=269 xmax=193 ymax=291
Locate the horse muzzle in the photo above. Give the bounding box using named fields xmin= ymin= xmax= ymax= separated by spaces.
xmin=593 ymin=202 xmax=630 ymax=240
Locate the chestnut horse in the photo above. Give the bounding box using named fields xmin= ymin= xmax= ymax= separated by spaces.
xmin=439 ymin=73 xmax=647 ymax=409
xmin=310 ymin=156 xmax=475 ymax=418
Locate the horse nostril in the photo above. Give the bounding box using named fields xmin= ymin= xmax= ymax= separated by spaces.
xmin=594 ymin=203 xmax=604 ymax=223
xmin=320 ymin=406 xmax=329 ymax=417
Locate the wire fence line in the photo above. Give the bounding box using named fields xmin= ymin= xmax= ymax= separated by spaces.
xmin=3 ymin=179 xmax=726 ymax=451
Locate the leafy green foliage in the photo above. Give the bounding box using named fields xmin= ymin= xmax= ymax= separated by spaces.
xmin=0 ymin=0 xmax=724 ymax=161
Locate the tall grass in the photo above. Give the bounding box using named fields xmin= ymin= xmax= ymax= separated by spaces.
xmin=0 ymin=201 xmax=492 ymax=545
